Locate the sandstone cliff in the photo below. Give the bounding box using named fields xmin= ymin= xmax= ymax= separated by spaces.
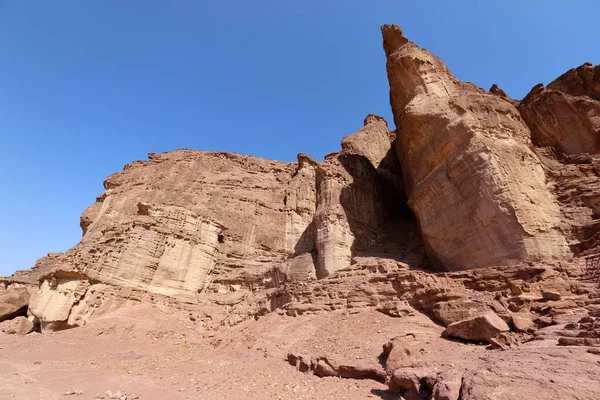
xmin=2 ymin=23 xmax=600 ymax=400
xmin=15 ymin=116 xmax=424 ymax=331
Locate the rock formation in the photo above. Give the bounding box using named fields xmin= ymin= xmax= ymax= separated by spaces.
xmin=2 ymin=23 xmax=600 ymax=400
xmin=0 ymin=287 xmax=29 ymax=322
xmin=11 ymin=115 xmax=422 ymax=331
xmin=520 ymin=63 xmax=600 ymax=154
xmin=381 ymin=24 xmax=569 ymax=270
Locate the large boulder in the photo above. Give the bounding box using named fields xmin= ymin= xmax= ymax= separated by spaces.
xmin=0 ymin=316 xmax=34 ymax=335
xmin=381 ymin=24 xmax=569 ymax=270
xmin=432 ymin=300 xmax=492 ymax=326
xmin=382 ymin=335 xmax=418 ymax=374
xmin=442 ymin=312 xmax=510 ymax=342
xmin=0 ymin=287 xmax=29 ymax=322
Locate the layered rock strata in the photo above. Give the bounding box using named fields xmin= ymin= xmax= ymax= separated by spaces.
xmin=16 ymin=117 xmax=421 ymax=330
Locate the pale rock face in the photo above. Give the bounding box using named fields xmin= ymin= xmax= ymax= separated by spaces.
xmin=519 ymin=63 xmax=600 ymax=155
xmin=284 ymin=154 xmax=318 ymax=255
xmin=28 ymin=274 xmax=90 ymax=331
xmin=381 ymin=24 xmax=570 ymax=270
xmin=70 ymin=151 xmax=295 ymax=299
xmin=341 ymin=115 xmax=392 ymax=168
xmin=0 ymin=316 xmax=34 ymax=335
xmin=313 ymin=117 xmax=407 ymax=277
xmin=79 ymin=203 xmax=224 ymax=297
xmin=28 ymin=271 xmax=138 ymax=331
xmin=313 ymin=156 xmax=356 ymax=278
xmin=25 ymin=151 xmax=299 ymax=329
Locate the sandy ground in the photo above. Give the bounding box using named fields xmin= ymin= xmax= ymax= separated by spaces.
xmin=1 ymin=304 xmax=599 ymax=400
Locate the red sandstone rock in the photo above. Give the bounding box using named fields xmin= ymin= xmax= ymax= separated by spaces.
xmin=0 ymin=22 xmax=599 ymax=400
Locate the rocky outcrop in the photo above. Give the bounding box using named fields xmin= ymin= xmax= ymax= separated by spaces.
xmin=520 ymin=63 xmax=600 ymax=154
xmin=313 ymin=115 xmax=415 ymax=277
xmin=3 ymin=22 xmax=600 ymax=400
xmin=381 ymin=24 xmax=570 ymax=270
xmin=20 ymin=116 xmax=424 ymax=330
xmin=75 ymin=151 xmax=295 ymax=298
xmin=517 ymin=64 xmax=600 ymax=256
xmin=0 ymin=288 xmax=29 ymax=322
xmin=287 ymin=352 xmax=386 ymax=382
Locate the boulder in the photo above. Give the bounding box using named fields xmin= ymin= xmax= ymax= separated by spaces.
xmin=381 ymin=24 xmax=569 ymax=270
xmin=388 ymin=368 xmax=432 ymax=398
xmin=432 ymin=300 xmax=491 ymax=326
xmin=0 ymin=316 xmax=34 ymax=335
xmin=388 ymin=369 xmax=462 ymax=400
xmin=511 ymin=315 xmax=535 ymax=333
xmin=542 ymin=291 xmax=562 ymax=301
xmin=0 ymin=287 xmax=30 ymax=322
xmin=442 ymin=312 xmax=510 ymax=342
xmin=382 ymin=335 xmax=418 ymax=374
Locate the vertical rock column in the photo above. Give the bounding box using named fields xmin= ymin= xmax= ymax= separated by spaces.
xmin=381 ymin=24 xmax=569 ymax=270
xmin=313 ymin=116 xmax=399 ymax=278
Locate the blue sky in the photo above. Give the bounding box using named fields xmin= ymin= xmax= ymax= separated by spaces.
xmin=1 ymin=1 xmax=599 ymax=276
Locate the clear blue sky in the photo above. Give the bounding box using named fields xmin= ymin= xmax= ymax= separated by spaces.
xmin=1 ymin=1 xmax=598 ymax=276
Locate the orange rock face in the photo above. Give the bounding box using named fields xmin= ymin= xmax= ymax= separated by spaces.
xmin=2 ymin=23 xmax=600 ymax=400
xmin=381 ymin=24 xmax=569 ymax=270
xmin=520 ymin=63 xmax=600 ymax=154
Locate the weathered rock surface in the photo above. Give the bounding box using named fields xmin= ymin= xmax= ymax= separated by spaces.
xmin=520 ymin=63 xmax=600 ymax=154
xmin=0 ymin=287 xmax=29 ymax=322
xmin=17 ymin=116 xmax=423 ymax=331
xmin=287 ymin=352 xmax=386 ymax=382
xmin=0 ymin=316 xmax=34 ymax=335
xmin=382 ymin=24 xmax=569 ymax=270
xmin=535 ymin=148 xmax=600 ymax=255
xmin=2 ymin=22 xmax=600 ymax=400
xmin=432 ymin=300 xmax=492 ymax=326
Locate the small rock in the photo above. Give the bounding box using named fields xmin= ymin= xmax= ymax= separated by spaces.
xmin=542 ymin=291 xmax=562 ymax=301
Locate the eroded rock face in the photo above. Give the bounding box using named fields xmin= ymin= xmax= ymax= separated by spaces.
xmin=302 ymin=115 xmax=417 ymax=278
xmin=20 ymin=116 xmax=423 ymax=330
xmin=77 ymin=151 xmax=295 ymax=298
xmin=535 ymin=148 xmax=600 ymax=255
xmin=520 ymin=63 xmax=600 ymax=154
xmin=381 ymin=24 xmax=570 ymax=270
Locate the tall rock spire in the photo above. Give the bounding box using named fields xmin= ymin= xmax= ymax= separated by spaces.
xmin=381 ymin=24 xmax=569 ymax=270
